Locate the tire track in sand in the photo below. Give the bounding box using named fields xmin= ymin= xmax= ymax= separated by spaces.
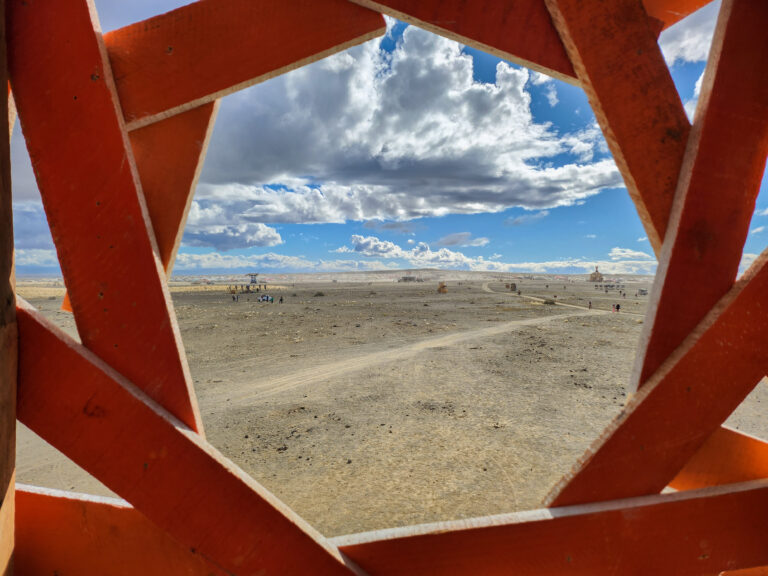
xmin=206 ymin=309 xmax=592 ymax=405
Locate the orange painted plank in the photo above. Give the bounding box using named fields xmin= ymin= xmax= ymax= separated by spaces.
xmin=350 ymin=0 xmax=577 ymax=83
xmin=130 ymin=102 xmax=219 ymax=274
xmin=8 ymin=0 xmax=203 ymax=432
xmin=670 ymin=426 xmax=768 ymax=491
xmin=333 ymin=480 xmax=768 ymax=576
xmin=16 ymin=485 xmax=225 ymax=576
xmin=633 ymin=0 xmax=768 ymax=391
xmin=0 ymin=4 xmax=14 ymax=570
xmin=60 ymin=101 xmax=219 ymax=311
xmin=15 ymin=299 xmax=358 ymax=576
xmin=544 ymin=0 xmax=690 ymax=256
xmin=546 ymin=251 xmax=768 ymax=506
xmin=105 ymin=0 xmax=385 ymax=129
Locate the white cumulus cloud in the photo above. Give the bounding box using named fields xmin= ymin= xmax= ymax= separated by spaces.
xmin=609 ymin=247 xmax=653 ymax=261
xmin=659 ymin=1 xmax=721 ymax=66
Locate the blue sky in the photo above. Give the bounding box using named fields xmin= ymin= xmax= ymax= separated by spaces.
xmin=11 ymin=1 xmax=767 ymax=276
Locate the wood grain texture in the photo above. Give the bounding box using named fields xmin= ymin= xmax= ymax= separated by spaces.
xmin=544 ymin=0 xmax=690 ymax=255
xmin=0 ymin=1 xmax=14 ymax=569
xmin=15 ymin=299 xmax=361 ymax=576
xmin=670 ymin=424 xmax=768 ymax=491
xmin=547 ymin=251 xmax=768 ymax=506
xmin=350 ymin=0 xmax=577 ymax=83
xmin=7 ymin=0 xmax=203 ymax=433
xmin=104 ymin=0 xmax=385 ymax=129
xmin=15 ymin=485 xmax=225 ymax=576
xmin=333 ymin=480 xmax=768 ymax=575
xmin=632 ymin=0 xmax=768 ymax=391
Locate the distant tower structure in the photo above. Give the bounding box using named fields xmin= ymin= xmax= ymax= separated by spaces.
xmin=589 ymin=266 xmax=604 ymax=283
xmin=248 ymin=273 xmax=259 ymax=285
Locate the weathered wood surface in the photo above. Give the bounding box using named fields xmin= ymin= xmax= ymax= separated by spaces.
xmin=7 ymin=0 xmax=204 ymax=433
xmin=15 ymin=485 xmax=225 ymax=576
xmin=547 ymin=251 xmax=768 ymax=506
xmin=0 ymin=0 xmax=14 ymax=568
xmin=632 ymin=0 xmax=768 ymax=391
xmin=105 ymin=0 xmax=385 ymax=129
xmin=333 ymin=480 xmax=768 ymax=576
xmin=15 ymin=299 xmax=360 ymax=576
xmin=544 ymin=0 xmax=690 ymax=256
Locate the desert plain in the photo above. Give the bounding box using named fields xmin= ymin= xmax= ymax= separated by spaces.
xmin=15 ymin=270 xmax=768 ymax=537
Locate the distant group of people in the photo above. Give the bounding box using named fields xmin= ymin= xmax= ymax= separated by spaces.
xmin=231 ymin=293 xmax=283 ymax=304
xmin=585 ymin=301 xmax=621 ymax=313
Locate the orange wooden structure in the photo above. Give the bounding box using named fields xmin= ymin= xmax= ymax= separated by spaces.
xmin=1 ymin=0 xmax=767 ymax=574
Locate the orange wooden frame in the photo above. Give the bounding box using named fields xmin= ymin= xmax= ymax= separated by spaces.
xmin=4 ymin=0 xmax=768 ymax=574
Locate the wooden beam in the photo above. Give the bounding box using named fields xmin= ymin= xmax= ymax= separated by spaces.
xmin=15 ymin=485 xmax=224 ymax=576
xmin=544 ymin=0 xmax=690 ymax=256
xmin=0 ymin=0 xmax=14 ymax=570
xmin=632 ymin=0 xmax=768 ymax=391
xmin=14 ymin=299 xmax=361 ymax=576
xmin=104 ymin=0 xmax=385 ymax=130
xmin=7 ymin=0 xmax=203 ymax=433
xmin=349 ymin=0 xmax=577 ymax=83
xmin=670 ymin=425 xmax=768 ymax=491
xmin=130 ymin=102 xmax=219 ymax=275
xmin=60 ymin=101 xmax=219 ymax=312
xmin=546 ymin=251 xmax=768 ymax=506
xmin=332 ymin=480 xmax=768 ymax=576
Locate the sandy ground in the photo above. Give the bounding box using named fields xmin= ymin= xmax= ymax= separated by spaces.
xmin=14 ymin=273 xmax=768 ymax=537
